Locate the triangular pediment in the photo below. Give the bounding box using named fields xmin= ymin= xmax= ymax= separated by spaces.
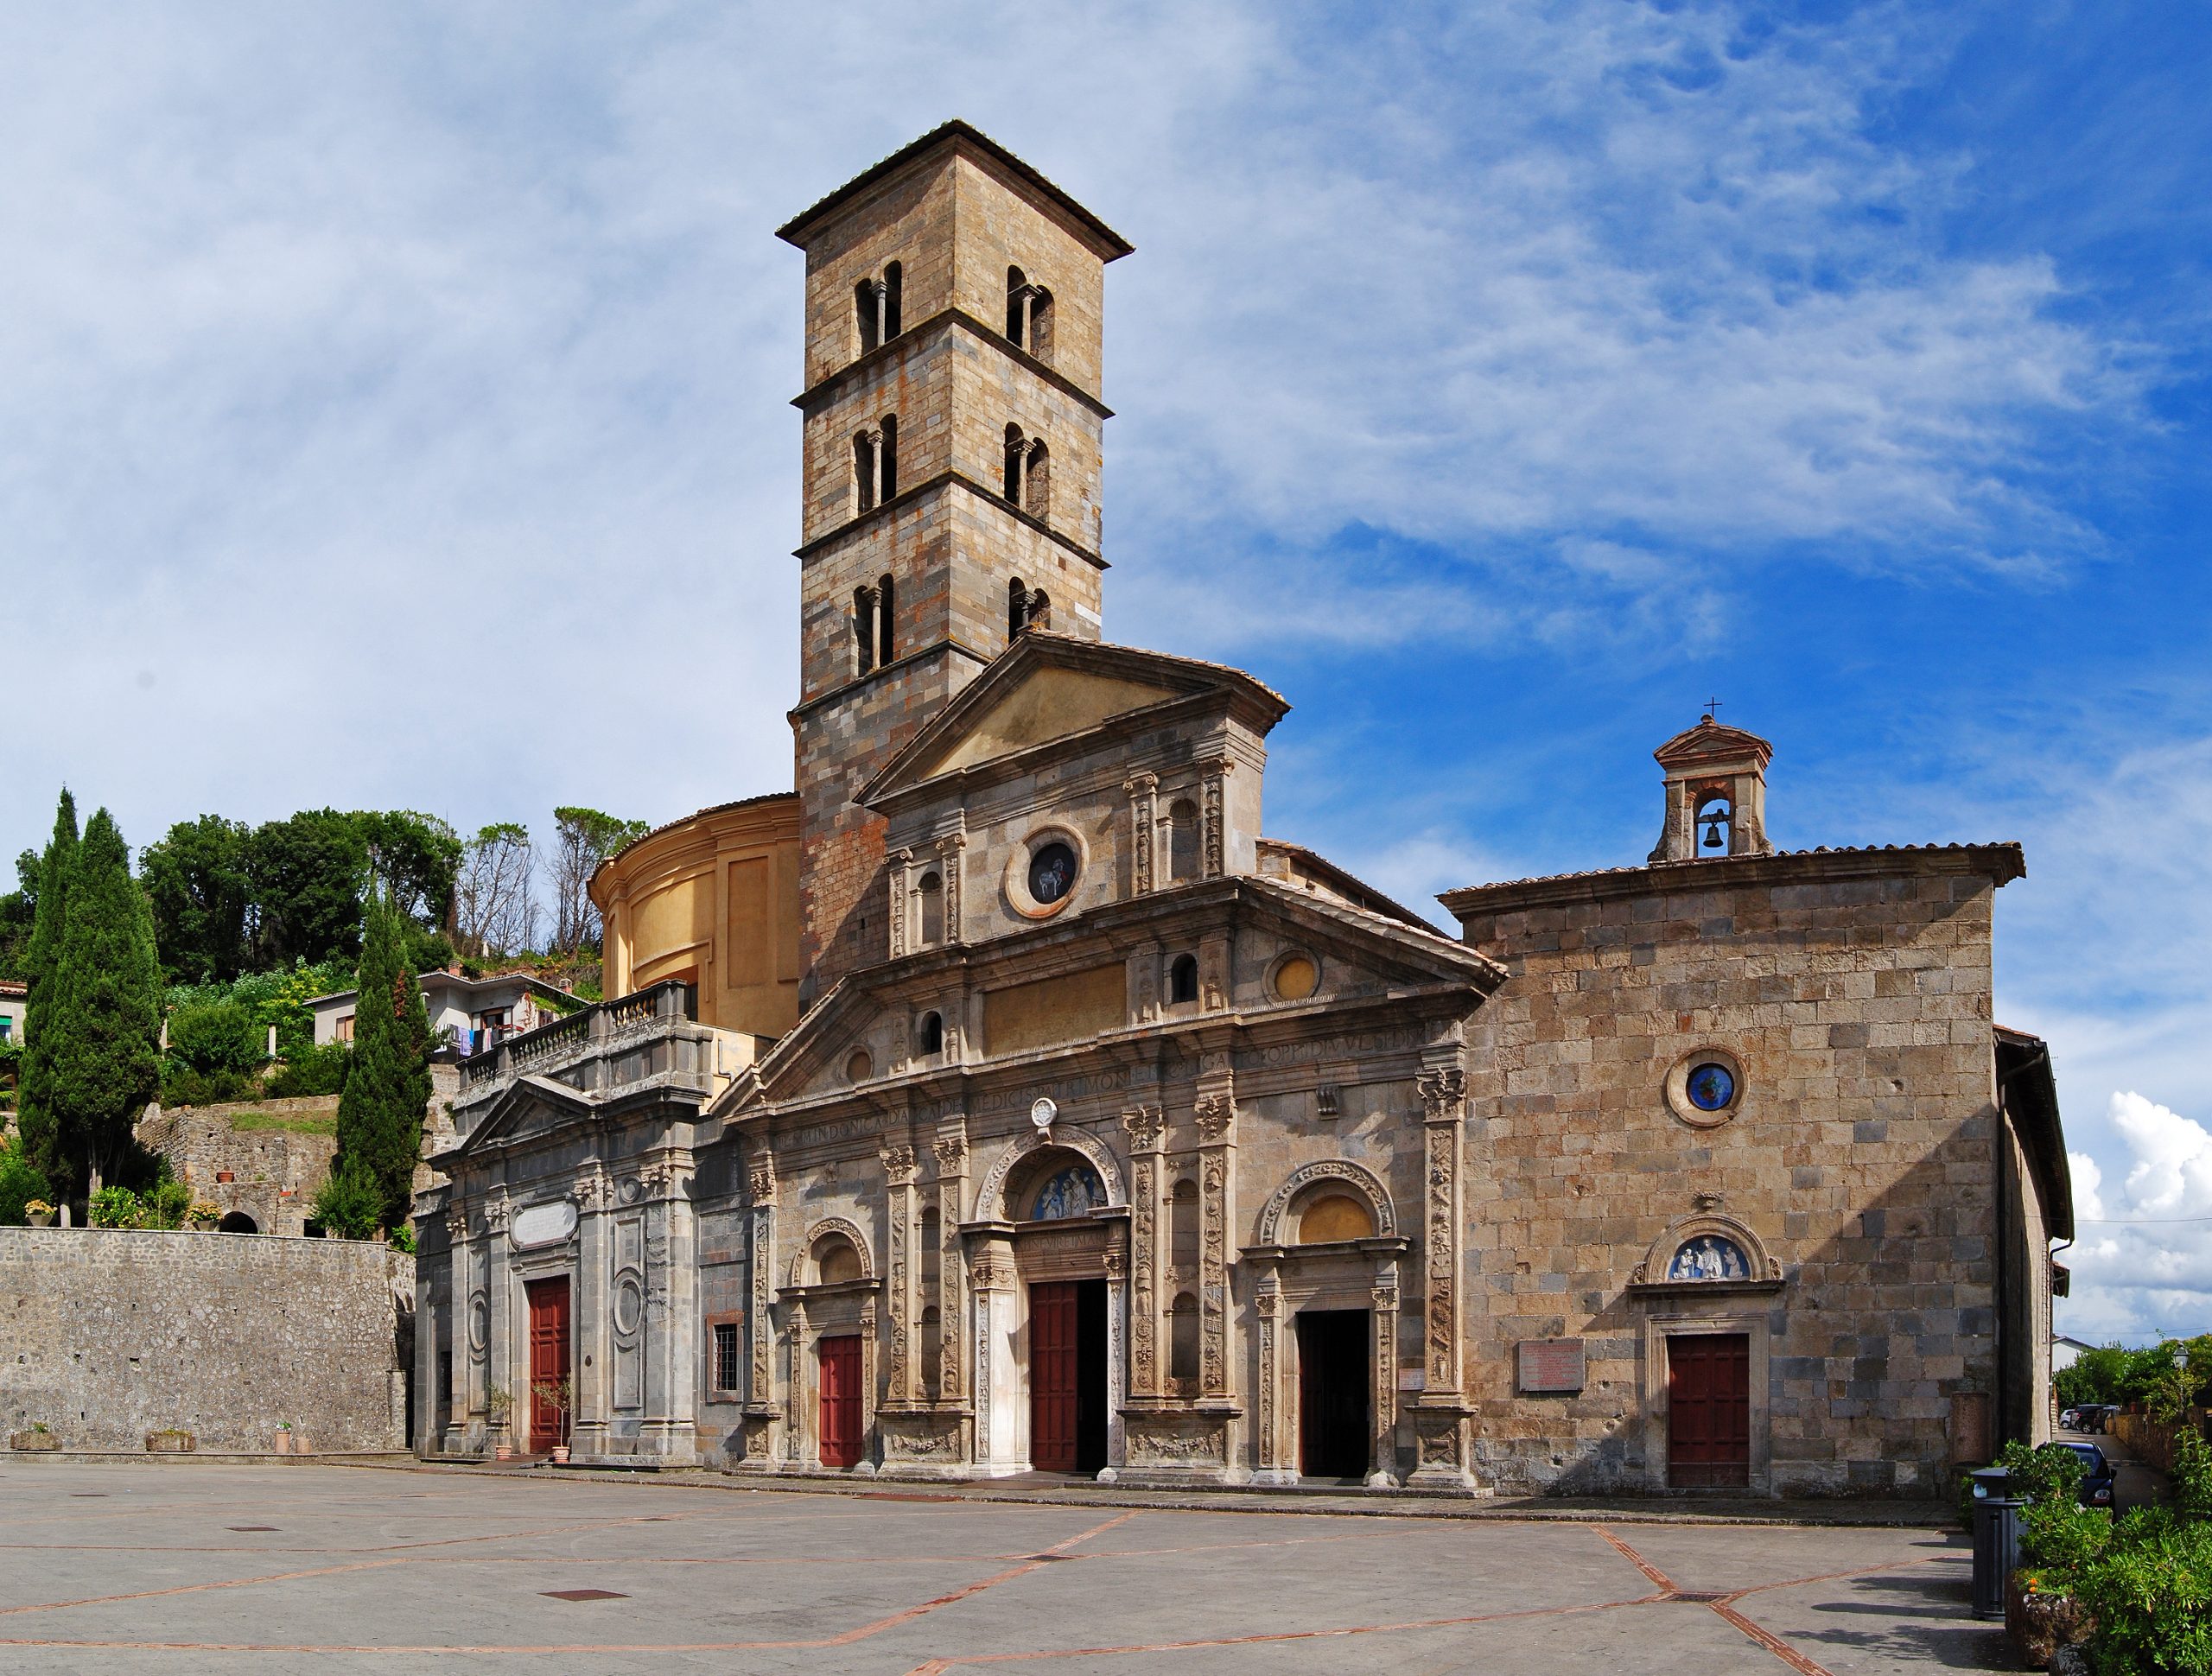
xmin=1654 ymin=718 xmax=1773 ymax=769
xmin=861 ymin=633 xmax=1288 ymax=807
xmin=453 ymin=1074 xmax=595 ymax=1159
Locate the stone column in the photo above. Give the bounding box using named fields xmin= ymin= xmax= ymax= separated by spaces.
xmin=785 ymin=1298 xmax=809 ymax=1463
xmin=1122 ymin=1105 xmax=1166 ymax=1399
xmin=638 ymin=1152 xmax=698 ymax=1463
xmin=888 ymin=848 xmax=913 ymax=958
xmin=857 ymin=1296 xmax=880 ymax=1476
xmin=482 ymin=1194 xmax=515 ymax=1449
xmin=969 ymin=1236 xmax=1019 ymax=1472
xmin=441 ymin=1197 xmax=473 ymax=1453
xmin=1408 ymin=1065 xmax=1474 ymax=1489
xmin=1101 ymin=1246 xmax=1128 ymax=1481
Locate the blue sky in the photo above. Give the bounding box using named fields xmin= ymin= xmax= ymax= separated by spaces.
xmin=3 ymin=1 xmax=2208 ymax=1341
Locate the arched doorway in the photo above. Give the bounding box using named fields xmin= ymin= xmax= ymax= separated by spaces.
xmin=1017 ymin=1157 xmax=1109 ymax=1475
xmin=218 ymin=1211 xmax=257 ymax=1234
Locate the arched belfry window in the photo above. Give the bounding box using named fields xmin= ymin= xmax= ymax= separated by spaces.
xmin=1695 ymin=789 xmax=1733 ymax=854
xmin=1008 ymin=578 xmax=1029 ymax=641
xmin=1003 ymin=423 xmax=1027 ymax=503
xmin=1024 ymin=588 xmax=1050 ymax=631
xmin=854 ymin=263 xmax=903 ymax=359
xmin=918 ymin=1009 xmax=944 ymax=1056
xmin=1006 ymin=266 xmax=1028 ymax=343
xmin=852 ymin=585 xmax=878 ymax=676
xmin=1167 ymin=799 xmax=1200 ymax=882
xmin=854 ymin=431 xmax=877 ymax=514
xmin=878 ymin=414 xmax=898 ymax=501
xmin=876 ymin=573 xmax=896 ymax=666
xmin=1025 ymin=441 xmax=1050 ymax=520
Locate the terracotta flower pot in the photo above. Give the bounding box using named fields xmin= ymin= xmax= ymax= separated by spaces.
xmin=551 ymin=1445 xmax=571 ymax=1464
xmin=2007 ymin=1572 xmax=2094 ymax=1669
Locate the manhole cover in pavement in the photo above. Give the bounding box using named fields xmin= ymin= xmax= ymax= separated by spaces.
xmin=1672 ymin=1591 xmax=1727 ymax=1603
xmin=70 ymin=1494 xmax=108 ymax=1499
xmin=229 ymin=1526 xmax=279 ymax=1533
xmin=542 ymin=1589 xmax=629 ymax=1602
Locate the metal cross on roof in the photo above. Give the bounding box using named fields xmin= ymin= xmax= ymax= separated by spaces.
xmin=1702 ymin=696 xmax=1723 ymax=721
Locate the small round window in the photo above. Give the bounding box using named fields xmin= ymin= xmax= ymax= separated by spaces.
xmin=1271 ymin=954 xmax=1319 ymax=1001
xmin=845 ymin=1048 xmax=874 ymax=1083
xmin=1027 ymin=841 xmax=1077 ymax=905
xmin=1685 ymin=1062 xmax=1735 ymax=1113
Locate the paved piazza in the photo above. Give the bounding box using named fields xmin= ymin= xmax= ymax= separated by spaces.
xmin=0 ymin=1464 xmax=1999 ymax=1673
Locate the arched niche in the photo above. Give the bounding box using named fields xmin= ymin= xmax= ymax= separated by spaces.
xmin=973 ymin=1127 xmax=1125 ymax=1224
xmin=1253 ymin=1159 xmax=1397 ymax=1247
xmin=786 ymin=1216 xmax=877 ymax=1290
xmin=1630 ymin=1210 xmax=1781 ymax=1286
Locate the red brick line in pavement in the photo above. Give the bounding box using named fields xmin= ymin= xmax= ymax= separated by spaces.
xmin=0 ymin=1509 xmax=1144 ymax=1658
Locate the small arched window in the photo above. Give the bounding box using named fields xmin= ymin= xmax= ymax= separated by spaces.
xmin=852 ymin=585 xmax=877 ymax=676
xmin=1024 ymin=441 xmax=1050 ymax=521
xmin=877 ymin=572 xmax=896 ymax=666
xmin=920 ymin=1304 xmax=941 ymax=1400
xmin=916 ymin=871 xmax=943 ymax=945
xmin=1169 ymin=953 xmax=1198 ymax=1006
xmin=879 ymin=414 xmax=898 ymax=502
xmin=1023 ymin=588 xmax=1050 ymax=631
xmin=1169 ymin=1177 xmax=1199 ymax=1269
xmin=1695 ymin=789 xmax=1733 ymax=854
xmin=1007 ymin=577 xmax=1029 ymax=641
xmin=1003 ymin=423 xmax=1027 ymax=503
xmin=855 ymin=278 xmax=880 ymax=356
xmin=880 ymin=260 xmax=902 ymax=340
xmin=854 ymin=430 xmax=877 ymax=514
xmin=1167 ymin=799 xmax=1200 ymax=882
xmin=918 ymin=1009 xmax=944 ymax=1057
xmin=1006 ymin=266 xmax=1028 ymax=344
xmin=1168 ymin=1292 xmax=1199 ymax=1384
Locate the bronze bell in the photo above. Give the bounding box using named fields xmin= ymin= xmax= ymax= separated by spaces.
xmin=1701 ymin=816 xmax=1726 ymax=850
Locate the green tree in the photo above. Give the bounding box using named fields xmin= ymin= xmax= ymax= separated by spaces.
xmin=15 ymin=790 xmax=80 ymax=1182
xmin=41 ymin=809 xmax=162 ymax=1194
xmin=548 ymin=808 xmax=649 ymax=954
xmin=333 ymin=892 xmax=431 ymax=1230
xmin=0 ymin=849 xmax=35 ymax=982
xmin=140 ymin=815 xmax=255 ymax=982
xmin=247 ymin=809 xmax=370 ymax=968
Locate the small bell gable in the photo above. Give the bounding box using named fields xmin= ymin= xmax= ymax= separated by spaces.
xmin=1649 ymin=715 xmax=1775 ymax=864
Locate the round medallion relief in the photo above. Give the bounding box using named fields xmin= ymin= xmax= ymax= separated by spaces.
xmin=1270 ymin=953 xmax=1319 ymax=1002
xmin=1664 ymin=1046 xmax=1745 ymax=1127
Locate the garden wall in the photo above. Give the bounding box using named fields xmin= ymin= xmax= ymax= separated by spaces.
xmin=2110 ymin=1406 xmax=2212 ymax=1476
xmin=0 ymin=1228 xmax=411 ymax=1453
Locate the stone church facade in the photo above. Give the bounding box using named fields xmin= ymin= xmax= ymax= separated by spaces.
xmin=413 ymin=124 xmax=2071 ymax=1498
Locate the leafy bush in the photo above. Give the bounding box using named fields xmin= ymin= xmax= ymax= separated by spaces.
xmin=167 ymin=1000 xmax=264 ymax=1076
xmin=387 ymin=1219 xmax=417 ymax=1254
xmin=308 ymin=1166 xmax=384 ymax=1241
xmin=2001 ymin=1441 xmax=2113 ymax=1578
xmin=0 ymin=1139 xmax=52 ymax=1225
xmin=160 ymin=1061 xmax=255 ymax=1108
xmin=264 ymin=1041 xmax=350 ymax=1099
xmin=138 ymin=1177 xmax=193 ymax=1231
xmin=87 ymin=1185 xmax=143 ymax=1228
xmin=2077 ymin=1516 xmax=2212 ymax=1675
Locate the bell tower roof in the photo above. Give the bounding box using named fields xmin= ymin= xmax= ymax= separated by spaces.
xmin=1648 ymin=714 xmax=1776 ymax=865
xmin=776 ymin=120 xmax=1134 ymax=260
xmin=1653 ymin=716 xmax=1775 ymax=771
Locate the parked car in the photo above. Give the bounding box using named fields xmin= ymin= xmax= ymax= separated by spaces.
xmin=2059 ymin=1406 xmax=2082 ymax=1431
xmin=2056 ymin=1440 xmax=2118 ymax=1508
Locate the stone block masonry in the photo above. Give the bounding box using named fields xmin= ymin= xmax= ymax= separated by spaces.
xmin=0 ymin=1228 xmax=412 ymax=1453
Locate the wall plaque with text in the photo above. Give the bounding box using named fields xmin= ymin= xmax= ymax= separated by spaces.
xmin=1517 ymin=1338 xmax=1586 ymax=1393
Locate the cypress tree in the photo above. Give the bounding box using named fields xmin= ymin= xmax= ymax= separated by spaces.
xmin=42 ymin=809 xmax=162 ymax=1195
xmin=16 ymin=790 xmax=79 ymax=1184
xmin=334 ymin=891 xmax=431 ymax=1230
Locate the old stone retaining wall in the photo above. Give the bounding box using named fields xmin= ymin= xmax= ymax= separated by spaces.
xmin=0 ymin=1228 xmax=411 ymax=1453
xmin=138 ymin=1098 xmax=340 ymax=1237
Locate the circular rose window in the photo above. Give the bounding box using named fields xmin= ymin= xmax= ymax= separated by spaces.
xmin=1685 ymin=1062 xmax=1735 ymax=1112
xmin=1027 ymin=841 xmax=1077 ymax=905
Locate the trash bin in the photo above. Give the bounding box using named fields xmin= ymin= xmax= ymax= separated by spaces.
xmin=1968 ymin=1465 xmax=2023 ymax=1621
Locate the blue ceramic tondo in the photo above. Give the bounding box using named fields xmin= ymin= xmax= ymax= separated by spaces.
xmin=1686 ymin=1062 xmax=1736 ymax=1112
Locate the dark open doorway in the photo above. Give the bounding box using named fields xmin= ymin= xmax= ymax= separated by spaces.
xmin=1297 ymin=1309 xmax=1370 ymax=1481
xmin=1031 ymin=1278 xmax=1109 ymax=1475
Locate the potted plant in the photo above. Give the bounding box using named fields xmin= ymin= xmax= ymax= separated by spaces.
xmin=10 ymin=1422 xmax=59 ymax=1452
xmin=188 ymin=1202 xmax=222 ymax=1233
xmin=485 ymin=1384 xmax=513 ymax=1460
xmin=532 ymin=1377 xmax=575 ymax=1464
xmin=23 ymin=1199 xmax=54 ymax=1228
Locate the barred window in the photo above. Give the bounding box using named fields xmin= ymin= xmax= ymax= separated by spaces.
xmin=713 ymin=1322 xmax=741 ymax=1393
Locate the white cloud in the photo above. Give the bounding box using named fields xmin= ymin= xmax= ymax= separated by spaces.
xmin=2059 ymin=1092 xmax=2212 ymax=1343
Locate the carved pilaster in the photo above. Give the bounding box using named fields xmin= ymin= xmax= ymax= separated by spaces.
xmin=935 ymin=831 xmax=965 ymax=948
xmin=1416 ymin=1067 xmax=1465 ymax=1397
xmin=1201 ymin=759 xmax=1230 ymax=879
xmin=785 ymin=1299 xmax=808 ymax=1462
xmin=888 ymin=848 xmax=912 ymax=957
xmin=1255 ymin=1272 xmax=1281 ymax=1477
xmin=1194 ymin=1091 xmax=1236 ymax=1399
xmin=748 ymin=1152 xmax=777 ymax=1409
xmin=882 ymin=1142 xmax=918 ymax=1402
xmin=1125 ymin=771 xmax=1159 ymax=897
xmin=1371 ymin=1261 xmax=1400 ymax=1487
xmin=933 ymin=1119 xmax=969 ymax=1404
xmin=1123 ymin=1105 xmax=1166 ymax=1398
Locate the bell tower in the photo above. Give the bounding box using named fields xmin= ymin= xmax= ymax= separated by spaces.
xmin=778 ymin=123 xmax=1133 ymax=997
xmin=1648 ymin=715 xmax=1776 ymax=864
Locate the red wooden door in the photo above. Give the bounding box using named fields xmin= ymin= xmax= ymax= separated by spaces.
xmin=524 ymin=1277 xmax=571 ymax=1453
xmin=1029 ymin=1281 xmax=1079 ymax=1471
xmin=1668 ymin=1332 xmax=1751 ymax=1488
xmin=817 ymin=1336 xmax=864 ymax=1468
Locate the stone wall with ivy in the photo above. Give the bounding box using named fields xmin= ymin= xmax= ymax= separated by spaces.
xmin=0 ymin=1227 xmax=410 ymax=1452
